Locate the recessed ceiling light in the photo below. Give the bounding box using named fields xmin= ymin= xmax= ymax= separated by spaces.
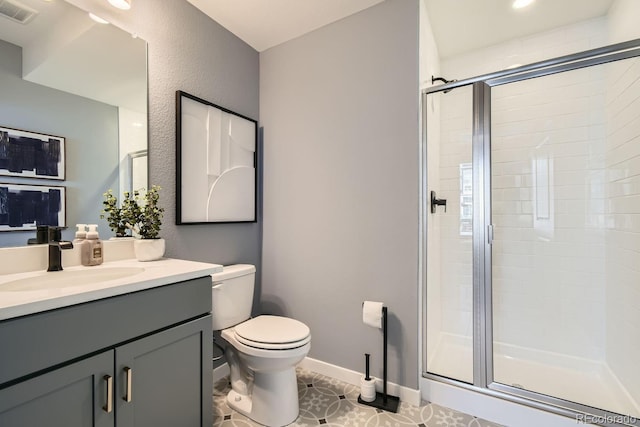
xmin=108 ymin=0 xmax=131 ymax=10
xmin=89 ymin=13 xmax=109 ymax=24
xmin=512 ymin=0 xmax=534 ymax=9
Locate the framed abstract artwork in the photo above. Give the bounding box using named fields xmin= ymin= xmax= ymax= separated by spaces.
xmin=0 ymin=126 xmax=65 ymax=180
xmin=176 ymin=91 xmax=257 ymax=224
xmin=0 ymin=183 xmax=66 ymax=231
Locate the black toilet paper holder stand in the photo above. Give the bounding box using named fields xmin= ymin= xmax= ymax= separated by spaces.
xmin=358 ymin=305 xmax=400 ymax=412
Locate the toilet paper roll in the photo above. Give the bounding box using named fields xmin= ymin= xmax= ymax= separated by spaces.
xmin=362 ymin=301 xmax=384 ymax=329
xmin=360 ymin=376 xmax=376 ymax=402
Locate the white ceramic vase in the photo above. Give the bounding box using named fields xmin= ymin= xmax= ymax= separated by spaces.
xmin=134 ymin=238 xmax=165 ymax=262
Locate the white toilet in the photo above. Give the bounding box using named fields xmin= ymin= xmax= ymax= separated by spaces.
xmin=211 ymin=264 xmax=311 ymax=426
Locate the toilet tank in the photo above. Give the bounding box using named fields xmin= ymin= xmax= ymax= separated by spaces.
xmin=211 ymin=264 xmax=256 ymax=331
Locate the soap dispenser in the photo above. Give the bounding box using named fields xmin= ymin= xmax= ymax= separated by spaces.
xmin=82 ymin=224 xmax=104 ymax=266
xmin=74 ymin=224 xmax=87 ymax=256
xmin=73 ymin=224 xmax=87 ymax=244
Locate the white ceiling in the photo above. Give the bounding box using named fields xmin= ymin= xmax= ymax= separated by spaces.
xmin=186 ymin=0 xmax=614 ymax=57
xmin=0 ymin=0 xmax=617 ymax=102
xmin=185 ymin=0 xmax=385 ymax=52
xmin=424 ymin=0 xmax=614 ymax=58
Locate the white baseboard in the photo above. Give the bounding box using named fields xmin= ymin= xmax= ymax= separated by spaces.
xmin=299 ymin=357 xmax=421 ymax=406
xmin=213 ymin=362 xmax=230 ymax=383
xmin=213 ymin=357 xmax=421 ymax=407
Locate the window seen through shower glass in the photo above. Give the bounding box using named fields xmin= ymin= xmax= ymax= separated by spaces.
xmin=459 ymin=163 xmax=472 ymax=236
xmin=426 ymin=85 xmax=474 ymax=383
xmin=490 ymin=55 xmax=640 ymax=418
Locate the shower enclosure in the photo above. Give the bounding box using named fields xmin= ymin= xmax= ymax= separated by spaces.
xmin=422 ymin=39 xmax=640 ymax=426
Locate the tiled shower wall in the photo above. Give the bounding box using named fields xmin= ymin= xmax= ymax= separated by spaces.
xmin=605 ymin=55 xmax=640 ymax=403
xmin=490 ymin=65 xmax=607 ymax=359
xmin=439 ymin=18 xmax=609 ymax=358
xmin=430 ymin=86 xmax=473 ymax=341
xmin=604 ymin=0 xmax=640 ymax=407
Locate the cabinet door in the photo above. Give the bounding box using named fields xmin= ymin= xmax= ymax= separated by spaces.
xmin=0 ymin=351 xmax=115 ymax=427
xmin=115 ymin=315 xmax=212 ymax=427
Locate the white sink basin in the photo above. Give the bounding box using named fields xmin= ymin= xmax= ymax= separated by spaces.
xmin=0 ymin=267 xmax=145 ymax=292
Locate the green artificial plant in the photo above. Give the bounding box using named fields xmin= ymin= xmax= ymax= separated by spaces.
xmin=101 ymin=186 xmax=164 ymax=239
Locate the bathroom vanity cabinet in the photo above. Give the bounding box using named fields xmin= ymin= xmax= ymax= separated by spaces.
xmin=0 ymin=276 xmax=213 ymax=427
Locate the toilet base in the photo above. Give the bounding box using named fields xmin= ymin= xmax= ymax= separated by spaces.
xmin=227 ymin=389 xmax=252 ymax=418
xmin=227 ymin=367 xmax=299 ymax=426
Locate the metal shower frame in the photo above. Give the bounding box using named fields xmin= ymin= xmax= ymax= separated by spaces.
xmin=420 ymin=38 xmax=640 ymax=427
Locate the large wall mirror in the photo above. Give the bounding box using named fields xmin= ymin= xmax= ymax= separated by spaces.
xmin=0 ymin=0 xmax=147 ymax=247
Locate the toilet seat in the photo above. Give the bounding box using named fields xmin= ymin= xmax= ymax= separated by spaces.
xmin=234 ymin=315 xmax=310 ymax=350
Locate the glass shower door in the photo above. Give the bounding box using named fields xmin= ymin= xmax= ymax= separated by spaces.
xmin=425 ymin=85 xmax=474 ymax=383
xmin=490 ymin=55 xmax=640 ymax=419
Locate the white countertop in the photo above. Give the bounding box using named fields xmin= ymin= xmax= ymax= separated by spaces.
xmin=0 ymin=258 xmax=222 ymax=321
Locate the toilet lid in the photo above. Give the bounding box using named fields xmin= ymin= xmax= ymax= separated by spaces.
xmin=234 ymin=315 xmax=310 ymax=349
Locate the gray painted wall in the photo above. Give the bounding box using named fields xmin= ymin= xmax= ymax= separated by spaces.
xmin=260 ymin=0 xmax=420 ymax=388
xmin=0 ymin=40 xmax=118 ymax=247
xmin=68 ymin=0 xmax=261 ymax=271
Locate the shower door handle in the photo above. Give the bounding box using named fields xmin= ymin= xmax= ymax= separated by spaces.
xmin=430 ymin=191 xmax=447 ymax=213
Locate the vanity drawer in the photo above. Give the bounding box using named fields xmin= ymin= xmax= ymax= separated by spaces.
xmin=0 ymin=276 xmax=212 ymax=387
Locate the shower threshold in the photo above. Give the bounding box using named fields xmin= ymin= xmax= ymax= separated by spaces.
xmin=427 ymin=333 xmax=640 ymax=419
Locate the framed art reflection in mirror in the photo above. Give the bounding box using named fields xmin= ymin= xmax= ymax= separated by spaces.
xmin=0 ymin=126 xmax=65 ymax=180
xmin=0 ymin=183 xmax=66 ymax=231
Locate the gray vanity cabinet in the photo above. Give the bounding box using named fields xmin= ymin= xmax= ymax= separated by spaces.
xmin=0 ymin=276 xmax=213 ymax=427
xmin=115 ymin=316 xmax=212 ymax=427
xmin=0 ymin=351 xmax=114 ymax=427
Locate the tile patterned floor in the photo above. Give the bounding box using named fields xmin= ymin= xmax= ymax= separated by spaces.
xmin=213 ymin=368 xmax=503 ymax=427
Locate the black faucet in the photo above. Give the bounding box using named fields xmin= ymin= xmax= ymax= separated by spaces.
xmin=27 ymin=225 xmax=50 ymax=245
xmin=47 ymin=227 xmax=73 ymax=272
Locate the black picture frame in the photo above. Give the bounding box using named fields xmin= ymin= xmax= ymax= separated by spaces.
xmin=0 ymin=126 xmax=66 ymax=180
xmin=0 ymin=183 xmax=66 ymax=231
xmin=176 ymin=90 xmax=257 ymax=224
